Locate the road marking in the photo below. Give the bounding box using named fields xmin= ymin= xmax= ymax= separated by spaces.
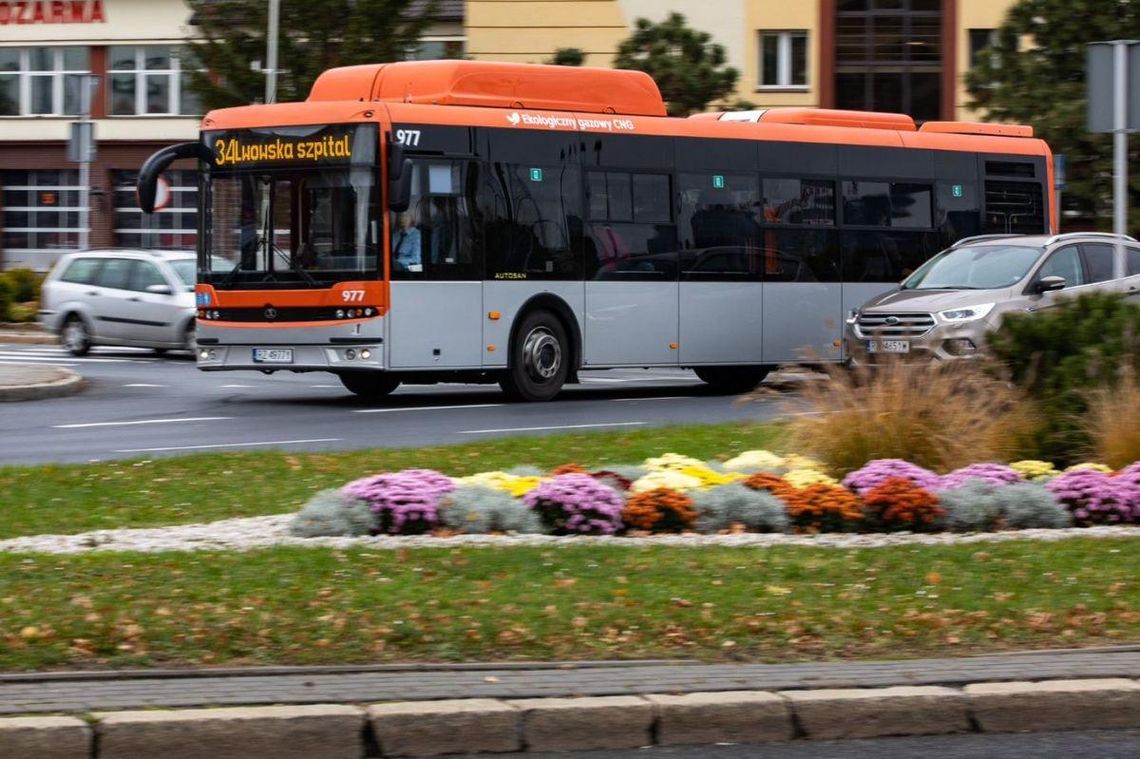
xmin=219 ymin=384 xmax=256 ymax=388
xmin=122 ymin=383 xmax=166 ymax=388
xmin=354 ymin=403 xmax=504 ymax=414
xmin=54 ymin=416 xmax=231 ymax=429
xmin=610 ymin=396 xmax=687 ymax=402
xmin=580 ymin=376 xmax=693 ymax=384
xmin=458 ymin=421 xmax=646 ymax=434
xmin=115 ymin=437 xmax=341 ymax=453
xmin=310 ymin=384 xmax=339 ymax=388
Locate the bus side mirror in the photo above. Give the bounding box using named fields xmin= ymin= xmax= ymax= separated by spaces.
xmin=137 ymin=142 xmax=214 ymax=213
xmin=389 ymin=159 xmax=414 ymax=213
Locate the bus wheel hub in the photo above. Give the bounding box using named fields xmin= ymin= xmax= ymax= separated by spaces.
xmin=522 ymin=328 xmax=561 ymax=381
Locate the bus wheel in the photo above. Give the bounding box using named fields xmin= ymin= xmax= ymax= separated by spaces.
xmin=694 ymin=365 xmax=771 ymax=394
xmin=338 ymin=371 xmax=400 ymax=399
xmin=501 ymin=309 xmax=568 ymax=402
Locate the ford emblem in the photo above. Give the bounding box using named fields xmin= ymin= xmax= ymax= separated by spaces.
xmin=885 ymin=316 xmax=900 ymax=325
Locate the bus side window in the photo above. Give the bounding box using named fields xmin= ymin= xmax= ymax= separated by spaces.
xmin=392 ymin=160 xmax=479 ymax=280
xmin=586 ymin=170 xmax=677 ymax=281
xmin=677 ymin=173 xmax=761 ymax=281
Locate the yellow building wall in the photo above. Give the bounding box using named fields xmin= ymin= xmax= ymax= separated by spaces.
xmin=956 ymin=0 xmax=1017 ymax=120
xmin=466 ymin=0 xmax=629 ymax=67
xmin=744 ymin=0 xmax=819 ymax=108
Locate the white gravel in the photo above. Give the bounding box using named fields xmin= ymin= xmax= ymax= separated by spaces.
xmin=0 ymin=515 xmax=1136 ymax=554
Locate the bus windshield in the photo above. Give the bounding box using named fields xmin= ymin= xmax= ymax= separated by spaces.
xmin=199 ymin=123 xmax=380 ymax=288
xmin=902 ymin=244 xmax=1043 ymax=290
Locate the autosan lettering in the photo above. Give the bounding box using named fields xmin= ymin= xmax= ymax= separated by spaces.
xmin=213 ymin=133 xmax=352 ymax=166
xmin=0 ymin=0 xmax=106 ymax=25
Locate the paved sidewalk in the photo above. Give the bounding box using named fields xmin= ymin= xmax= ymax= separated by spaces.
xmin=0 ymin=361 xmax=82 ymax=401
xmin=3 ymin=648 xmax=1139 ymax=715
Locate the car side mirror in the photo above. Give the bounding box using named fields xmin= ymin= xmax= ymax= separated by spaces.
xmin=146 ymin=283 xmax=173 ymax=295
xmin=1036 ymin=275 xmax=1066 ymax=293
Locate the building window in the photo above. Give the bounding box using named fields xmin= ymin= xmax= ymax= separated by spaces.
xmin=759 ymin=31 xmax=808 ymax=88
xmin=108 ymin=46 xmax=202 ymax=116
xmin=835 ymin=0 xmax=942 ymax=122
xmin=1 ymin=170 xmax=83 ymax=270
xmin=0 ymin=47 xmax=90 ymax=116
xmin=968 ymin=28 xmax=997 ymax=67
xmin=112 ymin=170 xmax=198 ymax=250
xmin=405 ymin=37 xmax=465 ymax=61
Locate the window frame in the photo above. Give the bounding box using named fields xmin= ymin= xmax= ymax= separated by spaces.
xmin=106 ymin=45 xmax=202 ymax=117
xmin=758 ymin=30 xmax=809 ymax=90
xmin=0 ymin=46 xmax=90 ymax=117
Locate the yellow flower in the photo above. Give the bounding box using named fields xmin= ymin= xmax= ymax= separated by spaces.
xmin=679 ymin=465 xmax=745 ymax=488
xmin=783 ymin=468 xmax=838 ymax=488
xmin=643 ymin=452 xmax=705 ymax=471
xmin=1009 ymin=460 xmax=1059 ymax=480
xmin=781 ymin=454 xmax=827 ymax=472
xmin=631 ymin=470 xmax=703 ymax=493
xmin=454 ymin=471 xmax=544 ymax=496
xmin=1064 ymin=462 xmax=1114 ymax=474
xmin=723 ymin=450 xmax=785 ymax=472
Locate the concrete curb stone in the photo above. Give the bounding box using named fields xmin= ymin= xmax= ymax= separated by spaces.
xmin=965 ymin=678 xmax=1140 ymax=733
xmin=646 ymin=691 xmax=793 ymax=746
xmin=0 ymin=715 xmax=91 ymax=759
xmin=369 ymin=699 xmax=520 ymax=756
xmin=93 ymin=704 xmax=364 ymax=759
xmin=508 ymin=696 xmax=654 ymax=752
xmin=0 ymin=364 xmax=83 ymax=401
xmin=779 ymin=685 xmax=971 ymax=740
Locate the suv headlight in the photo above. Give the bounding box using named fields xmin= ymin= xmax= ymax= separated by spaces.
xmin=939 ymin=303 xmax=995 ymax=322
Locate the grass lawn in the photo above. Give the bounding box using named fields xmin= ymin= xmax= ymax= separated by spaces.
xmin=0 ymin=421 xmax=782 ymax=540
xmin=1 ymin=539 xmax=1137 ymax=671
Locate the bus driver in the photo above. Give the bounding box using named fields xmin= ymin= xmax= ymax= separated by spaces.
xmin=392 ymin=210 xmax=423 ymax=272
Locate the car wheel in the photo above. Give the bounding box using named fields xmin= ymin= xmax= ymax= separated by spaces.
xmin=694 ymin=365 xmax=771 ymax=394
xmin=61 ymin=315 xmax=92 ymax=357
xmin=338 ymin=371 xmax=400 ymax=399
xmin=499 ymin=309 xmax=569 ymax=402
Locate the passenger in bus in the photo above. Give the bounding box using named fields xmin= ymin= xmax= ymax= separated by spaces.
xmin=392 ymin=210 xmax=423 ymax=272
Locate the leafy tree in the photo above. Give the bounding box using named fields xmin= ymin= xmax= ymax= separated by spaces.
xmin=185 ymin=0 xmax=436 ymax=109
xmin=966 ymin=0 xmax=1140 ymax=233
xmin=612 ymin=12 xmax=738 ymax=117
xmin=548 ymin=48 xmax=584 ymax=66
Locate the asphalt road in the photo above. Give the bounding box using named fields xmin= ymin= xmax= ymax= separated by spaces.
xmin=0 ymin=343 xmax=791 ymax=465
xmin=453 ymin=730 xmax=1140 ymax=759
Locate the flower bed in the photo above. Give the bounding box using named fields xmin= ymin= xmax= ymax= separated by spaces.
xmin=290 ymin=451 xmax=1140 ymax=538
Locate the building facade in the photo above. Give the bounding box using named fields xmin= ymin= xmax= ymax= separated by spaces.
xmin=467 ymin=0 xmax=1016 ymax=121
xmin=0 ymin=0 xmax=464 ymax=272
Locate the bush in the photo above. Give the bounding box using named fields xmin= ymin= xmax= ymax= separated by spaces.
xmin=999 ymin=482 xmax=1072 ymax=529
xmin=3 ymin=268 xmax=40 ymax=303
xmin=862 ymin=477 xmax=943 ymax=532
xmin=1046 ymin=469 xmax=1140 ymax=526
xmin=939 ymin=463 xmax=1023 ymax=490
xmin=934 ymin=481 xmax=1003 ymax=532
xmin=523 ymin=474 xmax=624 ymax=535
xmin=935 ymin=480 xmax=1071 ymax=531
xmin=842 ymin=459 xmax=941 ymax=496
xmin=692 ymin=483 xmax=789 ymax=534
xmin=783 ymin=484 xmax=863 ymax=533
xmin=742 ymin=472 xmax=798 ymax=503
xmin=781 ymin=358 xmax=1034 ymax=474
xmin=988 ymin=292 xmax=1140 ymax=464
xmin=438 ymin=485 xmax=544 ymax=534
xmin=622 ymin=487 xmax=696 ymax=533
xmin=0 ymin=277 xmax=11 ymax=323
xmin=289 ymin=489 xmax=376 ymax=537
xmin=342 ymin=469 xmax=454 ymax=535
xmin=1115 ymin=462 xmax=1140 ymax=490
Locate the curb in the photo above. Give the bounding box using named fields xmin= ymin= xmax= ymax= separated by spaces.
xmin=3 ymin=679 xmax=1138 ymax=757
xmin=0 ymin=366 xmax=83 ymax=402
xmin=0 ymin=326 xmax=55 ymax=345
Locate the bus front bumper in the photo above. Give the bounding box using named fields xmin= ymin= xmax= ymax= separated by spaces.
xmin=196 ymin=342 xmax=385 ymax=372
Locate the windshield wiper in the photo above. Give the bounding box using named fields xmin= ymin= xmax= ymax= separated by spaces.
xmin=274 ymin=246 xmax=319 ymax=287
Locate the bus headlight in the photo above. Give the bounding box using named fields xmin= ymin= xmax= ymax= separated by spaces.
xmin=360 ymin=349 xmax=371 ymax=360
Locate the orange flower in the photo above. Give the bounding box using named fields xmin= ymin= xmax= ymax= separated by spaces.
xmin=622 ymin=488 xmax=696 ymax=533
xmin=862 ymin=476 xmax=943 ymax=532
xmin=784 ymin=484 xmax=863 ymax=533
xmin=551 ymin=463 xmax=587 ymax=476
xmin=743 ymin=473 xmax=797 ymax=503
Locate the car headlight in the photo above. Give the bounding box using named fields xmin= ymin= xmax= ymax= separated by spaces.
xmin=939 ymin=303 xmax=995 ymax=322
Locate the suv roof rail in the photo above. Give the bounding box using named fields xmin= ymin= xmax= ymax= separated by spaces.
xmin=1045 ymin=231 xmax=1139 ymax=245
xmin=950 ymin=234 xmax=1021 ymax=249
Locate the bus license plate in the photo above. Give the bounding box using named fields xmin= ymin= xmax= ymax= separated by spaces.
xmin=867 ymin=340 xmax=909 ymax=354
xmin=252 ymin=348 xmax=294 ymax=363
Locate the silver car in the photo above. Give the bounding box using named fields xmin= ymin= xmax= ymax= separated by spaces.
xmin=847 ymin=232 xmax=1140 ymax=362
xmin=38 ymin=249 xmax=198 ymax=356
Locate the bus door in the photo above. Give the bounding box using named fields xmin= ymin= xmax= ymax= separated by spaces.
xmin=387 ymin=158 xmax=484 ymax=369
xmin=582 ymin=169 xmax=680 ymax=366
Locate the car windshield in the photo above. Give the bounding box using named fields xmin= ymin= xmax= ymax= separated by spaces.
xmin=168 ymin=259 xmax=196 ymax=290
xmin=902 ymin=245 xmax=1043 ymax=290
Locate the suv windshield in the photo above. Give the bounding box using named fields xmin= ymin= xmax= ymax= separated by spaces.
xmin=902 ymin=244 xmax=1043 ymax=290
xmin=199 ymin=124 xmax=379 ymax=289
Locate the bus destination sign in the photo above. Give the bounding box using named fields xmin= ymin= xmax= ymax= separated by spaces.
xmin=206 ymin=124 xmax=376 ymax=169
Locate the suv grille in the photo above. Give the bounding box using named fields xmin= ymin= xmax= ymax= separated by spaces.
xmin=857 ymin=312 xmax=935 ymax=337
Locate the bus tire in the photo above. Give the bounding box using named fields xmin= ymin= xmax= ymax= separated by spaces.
xmin=694 ymin=365 xmax=771 ymax=394
xmin=500 ymin=309 xmax=569 ymax=402
xmin=338 ymin=371 xmax=400 ymax=399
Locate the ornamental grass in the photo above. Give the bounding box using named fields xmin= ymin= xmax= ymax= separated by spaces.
xmin=621 ymin=487 xmax=697 ymax=533
xmin=779 ymin=357 xmax=1034 ymax=475
xmin=861 ymin=476 xmax=944 ymax=532
xmin=1082 ymin=365 xmax=1140 ymax=469
xmin=783 ymin=483 xmax=863 ymax=533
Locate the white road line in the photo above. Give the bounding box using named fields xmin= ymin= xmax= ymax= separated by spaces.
xmin=458 ymin=421 xmax=646 ymax=434
xmin=580 ymin=376 xmax=693 ymax=384
xmin=610 ymin=396 xmax=687 ymax=402
xmin=0 ymin=354 xmax=146 ymax=364
xmin=310 ymin=384 xmax=339 ymax=388
xmin=54 ymin=416 xmax=232 ymax=429
xmin=122 ymin=383 xmax=166 ymax=388
xmin=354 ymin=403 xmax=504 ymax=414
xmin=0 ymin=360 xmax=78 ymax=367
xmin=219 ymin=384 xmax=256 ymax=388
xmin=115 ymin=437 xmax=341 ymax=453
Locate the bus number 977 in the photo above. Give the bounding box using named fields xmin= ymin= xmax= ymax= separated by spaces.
xmin=395 ymin=129 xmax=421 ymax=147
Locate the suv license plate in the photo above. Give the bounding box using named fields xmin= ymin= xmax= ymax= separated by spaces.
xmin=252 ymin=348 xmax=294 ymax=363
xmin=868 ymin=340 xmax=909 ymax=354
